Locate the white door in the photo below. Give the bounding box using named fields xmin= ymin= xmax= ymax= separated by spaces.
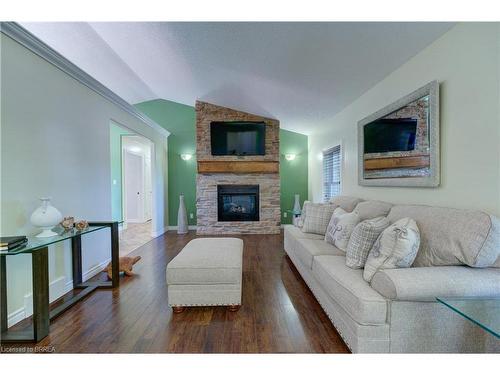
xmin=124 ymin=151 xmax=144 ymax=223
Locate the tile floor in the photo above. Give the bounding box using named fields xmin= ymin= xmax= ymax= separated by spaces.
xmin=119 ymin=221 xmax=153 ymax=255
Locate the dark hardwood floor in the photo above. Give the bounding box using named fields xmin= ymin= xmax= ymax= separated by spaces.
xmin=1 ymin=231 xmax=349 ymax=353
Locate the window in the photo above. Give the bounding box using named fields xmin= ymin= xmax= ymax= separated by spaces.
xmin=323 ymin=144 xmax=342 ymax=202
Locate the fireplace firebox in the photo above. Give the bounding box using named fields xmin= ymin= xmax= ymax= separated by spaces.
xmin=217 ymin=185 xmax=259 ymax=222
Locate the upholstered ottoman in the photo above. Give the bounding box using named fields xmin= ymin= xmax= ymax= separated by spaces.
xmin=166 ymin=237 xmax=243 ymax=313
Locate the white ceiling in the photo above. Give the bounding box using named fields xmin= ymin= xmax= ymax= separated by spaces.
xmin=20 ymin=22 xmax=454 ymax=134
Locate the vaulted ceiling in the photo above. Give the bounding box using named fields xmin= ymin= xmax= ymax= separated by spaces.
xmin=21 ymin=22 xmax=454 ymax=134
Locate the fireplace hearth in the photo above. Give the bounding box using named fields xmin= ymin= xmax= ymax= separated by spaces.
xmin=217 ymin=185 xmax=259 ymax=222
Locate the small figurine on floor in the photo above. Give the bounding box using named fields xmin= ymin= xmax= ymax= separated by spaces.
xmin=103 ymin=256 xmax=141 ymax=280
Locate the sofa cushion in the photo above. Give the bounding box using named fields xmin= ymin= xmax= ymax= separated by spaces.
xmin=166 ymin=238 xmax=243 ymax=285
xmin=301 ymin=202 xmax=335 ymax=235
xmin=346 ymin=217 xmax=391 ymax=269
xmin=284 ymin=224 xmax=324 ymax=242
xmin=371 ymin=266 xmax=500 ymax=301
xmin=284 ymin=224 xmax=324 ymax=263
xmin=363 ymin=218 xmax=420 ymax=282
xmin=312 ymin=255 xmax=388 ymax=325
xmin=295 ymin=239 xmax=344 ymax=269
xmin=354 ymin=200 xmax=393 ymax=221
xmin=329 ymin=195 xmax=363 ymax=212
xmin=387 ymin=205 xmax=500 ymax=268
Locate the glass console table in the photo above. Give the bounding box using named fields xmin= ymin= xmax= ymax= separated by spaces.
xmin=436 ymin=297 xmax=500 ymax=339
xmin=0 ymin=222 xmax=120 ymax=343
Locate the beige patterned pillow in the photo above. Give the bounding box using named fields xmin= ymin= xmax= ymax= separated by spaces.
xmin=301 ymin=203 xmax=335 ymax=235
xmin=325 ymin=207 xmax=347 ymax=245
xmin=363 ymin=217 xmax=420 ymax=282
xmin=332 ymin=212 xmax=361 ymax=251
xmin=346 ymin=217 xmax=391 ymax=269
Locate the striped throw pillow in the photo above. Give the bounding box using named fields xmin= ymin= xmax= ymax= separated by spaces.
xmin=301 ymin=203 xmax=335 ymax=235
xmin=346 ymin=217 xmax=391 ymax=269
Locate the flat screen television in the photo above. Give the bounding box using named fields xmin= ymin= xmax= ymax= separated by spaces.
xmin=364 ymin=118 xmax=417 ymax=153
xmin=210 ymin=121 xmax=266 ymax=156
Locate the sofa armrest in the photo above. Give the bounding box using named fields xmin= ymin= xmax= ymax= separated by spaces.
xmin=371 ymin=266 xmax=500 ymax=302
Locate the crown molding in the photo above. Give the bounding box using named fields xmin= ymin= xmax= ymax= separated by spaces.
xmin=0 ymin=22 xmax=169 ymax=138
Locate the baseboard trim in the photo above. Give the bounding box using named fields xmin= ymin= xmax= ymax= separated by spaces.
xmin=167 ymin=225 xmax=197 ymax=231
xmin=9 ymin=259 xmax=110 ymax=328
xmin=7 ymin=307 xmax=26 ymax=328
xmin=151 ymin=226 xmax=169 ymax=237
xmin=83 ymin=258 xmax=111 ymax=282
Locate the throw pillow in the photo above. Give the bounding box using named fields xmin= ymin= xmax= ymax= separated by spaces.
xmin=325 ymin=207 xmax=347 ymax=245
xmin=332 ymin=211 xmax=361 ymax=251
xmin=353 ymin=200 xmax=393 ymax=221
xmin=363 ymin=217 xmax=420 ymax=282
xmin=329 ymin=196 xmax=363 ymax=213
xmin=346 ymin=217 xmax=391 ymax=269
xmin=301 ymin=202 xmax=335 ymax=235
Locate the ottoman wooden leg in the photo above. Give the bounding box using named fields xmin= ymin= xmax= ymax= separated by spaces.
xmin=172 ymin=306 xmax=186 ymax=313
xmin=228 ymin=304 xmax=240 ymax=312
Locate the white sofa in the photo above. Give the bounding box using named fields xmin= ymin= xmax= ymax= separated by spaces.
xmin=284 ymin=196 xmax=500 ymax=353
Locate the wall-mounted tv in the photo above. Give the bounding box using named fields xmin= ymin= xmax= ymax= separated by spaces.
xmin=210 ymin=121 xmax=266 ymax=156
xmin=363 ymin=118 xmax=417 ymax=153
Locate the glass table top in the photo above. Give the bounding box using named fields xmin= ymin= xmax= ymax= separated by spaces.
xmin=1 ymin=225 xmax=109 ymax=255
xmin=437 ymin=297 xmax=500 ymax=339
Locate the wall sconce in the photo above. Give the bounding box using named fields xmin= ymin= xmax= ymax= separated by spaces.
xmin=180 ymin=153 xmax=192 ymax=161
xmin=285 ymin=154 xmax=296 ymax=161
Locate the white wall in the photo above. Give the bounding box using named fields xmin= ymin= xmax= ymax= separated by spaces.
xmin=309 ymin=23 xmax=500 ymax=217
xmin=0 ymin=34 xmax=168 ymax=325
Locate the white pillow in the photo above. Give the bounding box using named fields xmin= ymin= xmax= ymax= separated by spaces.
xmin=325 ymin=207 xmax=347 ymax=245
xmin=301 ymin=202 xmax=335 ymax=235
xmin=363 ymin=217 xmax=420 ymax=282
xmin=332 ymin=212 xmax=361 ymax=251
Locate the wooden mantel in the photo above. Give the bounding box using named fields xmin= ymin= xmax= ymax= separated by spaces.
xmin=364 ymin=155 xmax=430 ymax=170
xmin=197 ymin=160 xmax=279 ymax=174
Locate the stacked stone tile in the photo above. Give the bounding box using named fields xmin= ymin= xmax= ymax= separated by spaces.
xmin=195 ymin=101 xmax=281 ymax=234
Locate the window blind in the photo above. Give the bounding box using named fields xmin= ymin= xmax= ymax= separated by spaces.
xmin=323 ymin=145 xmax=341 ymax=202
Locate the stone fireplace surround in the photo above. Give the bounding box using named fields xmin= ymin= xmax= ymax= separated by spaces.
xmin=196 ymin=101 xmax=281 ymax=235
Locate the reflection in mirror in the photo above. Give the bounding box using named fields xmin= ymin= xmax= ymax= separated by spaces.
xmin=363 ymin=95 xmax=430 ymax=179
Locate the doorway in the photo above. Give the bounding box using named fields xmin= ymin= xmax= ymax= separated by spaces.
xmin=121 ymin=135 xmax=153 ymax=254
xmin=109 ymin=121 xmax=156 ymax=256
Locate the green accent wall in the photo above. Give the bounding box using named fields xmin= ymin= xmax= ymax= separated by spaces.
xmin=135 ymin=99 xmax=308 ymax=226
xmin=135 ymin=99 xmax=197 ymax=226
xmin=109 ymin=121 xmax=134 ymax=221
xmin=280 ymin=129 xmax=309 ymax=224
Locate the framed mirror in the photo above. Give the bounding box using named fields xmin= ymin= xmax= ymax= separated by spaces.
xmin=358 ymin=80 xmax=440 ymax=187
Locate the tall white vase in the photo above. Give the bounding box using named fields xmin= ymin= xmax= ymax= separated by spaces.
xmin=292 ymin=194 xmax=301 ymax=215
xmin=177 ymin=194 xmax=188 ymax=234
xmin=30 ymin=197 xmax=63 ymax=237
xmin=292 ymin=194 xmax=301 ymax=227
